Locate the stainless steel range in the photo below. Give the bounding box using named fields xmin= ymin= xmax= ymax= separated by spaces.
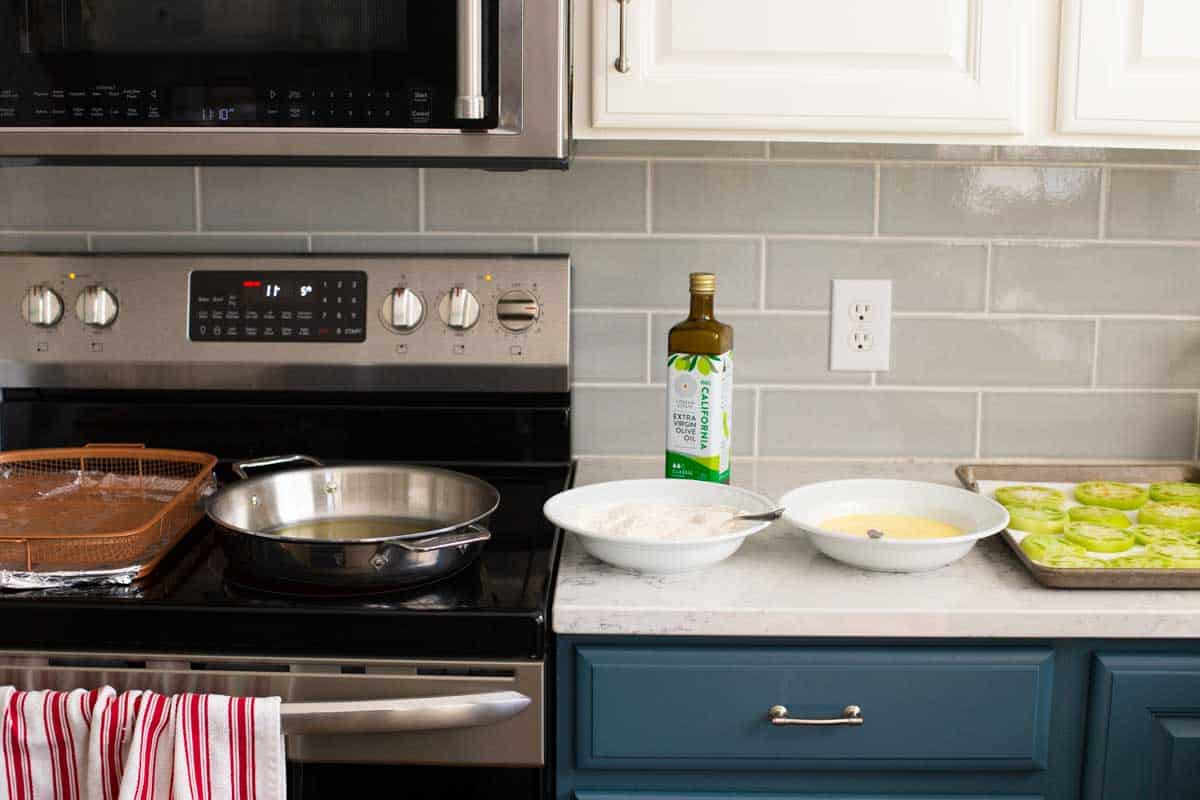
xmin=0 ymin=253 xmax=573 ymax=799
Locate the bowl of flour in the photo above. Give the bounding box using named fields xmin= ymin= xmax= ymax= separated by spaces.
xmin=543 ymin=479 xmax=778 ymax=573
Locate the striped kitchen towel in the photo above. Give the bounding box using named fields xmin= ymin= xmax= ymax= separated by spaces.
xmin=0 ymin=688 xmax=283 ymax=800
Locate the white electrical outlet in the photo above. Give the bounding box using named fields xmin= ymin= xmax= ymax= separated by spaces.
xmin=830 ymin=279 xmax=892 ymax=371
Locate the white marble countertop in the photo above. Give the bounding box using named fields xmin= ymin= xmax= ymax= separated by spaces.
xmin=552 ymin=457 xmax=1200 ymax=639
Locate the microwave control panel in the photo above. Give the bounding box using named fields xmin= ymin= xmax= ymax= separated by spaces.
xmin=188 ymin=271 xmax=368 ymax=343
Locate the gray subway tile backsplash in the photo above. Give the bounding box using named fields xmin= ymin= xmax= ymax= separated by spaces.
xmin=766 ymin=239 xmax=987 ymax=311
xmin=0 ymin=167 xmax=195 ymax=231
xmin=1108 ymin=169 xmax=1200 ymax=240
xmin=1097 ymin=321 xmax=1200 ymax=389
xmin=880 ymin=318 xmax=1095 ymax=387
xmin=91 ymin=233 xmax=310 ymax=253
xmin=5 ymin=143 xmax=1200 ymax=460
xmin=991 ymin=242 xmax=1200 ymax=314
xmin=426 ymin=161 xmax=646 ymax=232
xmin=760 ymin=390 xmax=977 ymax=458
xmin=202 ymin=168 xmax=419 ymax=231
xmin=652 ymin=162 xmax=875 ymax=234
xmin=543 ymin=236 xmax=760 ymax=309
xmin=980 ymin=393 xmax=1197 ymax=461
xmin=573 ymin=313 xmax=649 ymax=383
xmin=879 ymin=165 xmax=1102 ymax=237
xmin=312 ymin=234 xmax=536 ymax=254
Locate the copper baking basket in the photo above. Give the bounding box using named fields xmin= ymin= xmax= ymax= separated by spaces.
xmin=0 ymin=445 xmax=217 ymax=587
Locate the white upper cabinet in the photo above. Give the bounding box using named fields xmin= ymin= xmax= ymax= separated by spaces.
xmin=1059 ymin=0 xmax=1200 ymax=136
xmin=589 ymin=0 xmax=1031 ymax=135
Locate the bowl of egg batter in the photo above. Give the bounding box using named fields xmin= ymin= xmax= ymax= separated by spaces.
xmin=779 ymin=480 xmax=1010 ymax=572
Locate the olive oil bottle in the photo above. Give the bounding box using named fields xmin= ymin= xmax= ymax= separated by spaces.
xmin=666 ymin=273 xmax=733 ymax=484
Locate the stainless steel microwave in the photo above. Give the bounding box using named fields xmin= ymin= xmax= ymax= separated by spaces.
xmin=0 ymin=0 xmax=569 ymax=166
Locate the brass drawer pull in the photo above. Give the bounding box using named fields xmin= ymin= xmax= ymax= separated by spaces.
xmin=767 ymin=704 xmax=864 ymax=726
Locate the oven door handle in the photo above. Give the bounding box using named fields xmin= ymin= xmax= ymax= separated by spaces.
xmin=456 ymin=0 xmax=486 ymax=120
xmin=279 ymin=690 xmax=530 ymax=735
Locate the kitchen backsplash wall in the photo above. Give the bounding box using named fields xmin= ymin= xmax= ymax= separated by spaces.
xmin=2 ymin=142 xmax=1200 ymax=461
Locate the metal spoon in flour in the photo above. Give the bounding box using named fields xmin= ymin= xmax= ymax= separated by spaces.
xmin=733 ymin=507 xmax=786 ymax=523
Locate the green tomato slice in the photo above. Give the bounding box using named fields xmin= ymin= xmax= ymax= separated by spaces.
xmin=994 ymin=485 xmax=1065 ymax=510
xmin=1127 ymin=524 xmax=1197 ymax=546
xmin=1139 ymin=501 xmax=1200 ymax=533
xmin=1107 ymin=554 xmax=1175 ymax=569
xmin=1073 ymin=481 xmax=1148 ymax=510
xmin=1147 ymin=541 xmax=1200 ymax=568
xmin=1007 ymin=505 xmax=1068 ymax=535
xmin=1063 ymin=522 xmax=1135 ymax=553
xmin=1149 ymin=482 xmax=1200 ymax=504
xmin=1020 ymin=534 xmax=1085 ymax=561
xmin=1034 ymin=553 xmax=1108 ymax=569
xmin=1067 ymin=505 xmax=1131 ymax=529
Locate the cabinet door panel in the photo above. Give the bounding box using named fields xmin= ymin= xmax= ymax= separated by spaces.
xmin=1084 ymin=653 xmax=1200 ymax=799
xmin=1060 ymin=0 xmax=1200 ymax=135
xmin=592 ymin=0 xmax=1029 ymax=133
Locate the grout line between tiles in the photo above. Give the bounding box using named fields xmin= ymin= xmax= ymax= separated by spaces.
xmin=1195 ymin=395 xmax=1200 ymax=461
xmin=983 ymin=241 xmax=993 ymax=313
xmin=644 ymin=160 xmax=653 ymax=233
xmin=758 ymin=237 xmax=767 ymax=309
xmin=872 ymin=163 xmax=881 ymax=236
xmin=417 ymin=168 xmax=426 ymax=232
xmin=1091 ymin=319 xmax=1102 ymax=388
xmin=572 ymin=154 xmax=1200 ymax=170
xmin=752 ymin=387 xmax=762 ymax=456
xmin=974 ymin=392 xmax=983 ymax=458
xmin=645 ymin=313 xmax=653 ymax=383
xmin=192 ymin=167 xmax=203 ymax=232
xmin=1098 ymin=167 xmax=1110 ymax=239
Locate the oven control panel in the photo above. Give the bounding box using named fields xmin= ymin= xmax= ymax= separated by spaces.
xmin=0 ymin=254 xmax=570 ymax=393
xmin=189 ymin=271 xmax=367 ymax=342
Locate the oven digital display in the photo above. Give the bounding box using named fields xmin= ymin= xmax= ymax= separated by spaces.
xmin=189 ymin=271 xmax=367 ymax=342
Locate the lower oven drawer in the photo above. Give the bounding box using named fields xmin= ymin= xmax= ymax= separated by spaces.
xmin=575 ymin=645 xmax=1054 ymax=772
xmin=0 ymin=651 xmax=542 ymax=767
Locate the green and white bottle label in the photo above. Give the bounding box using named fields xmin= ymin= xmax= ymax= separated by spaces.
xmin=666 ymin=351 xmax=732 ymax=483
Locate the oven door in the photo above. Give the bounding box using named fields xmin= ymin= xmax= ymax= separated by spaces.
xmin=0 ymin=0 xmax=568 ymax=165
xmin=0 ymin=651 xmax=547 ymax=799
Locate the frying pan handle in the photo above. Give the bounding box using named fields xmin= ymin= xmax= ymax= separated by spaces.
xmin=232 ymin=454 xmax=324 ymax=481
xmin=391 ymin=524 xmax=492 ymax=553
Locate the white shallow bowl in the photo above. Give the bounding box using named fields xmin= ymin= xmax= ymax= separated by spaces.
xmin=780 ymin=479 xmax=1010 ymax=573
xmin=543 ymin=479 xmax=777 ymax=574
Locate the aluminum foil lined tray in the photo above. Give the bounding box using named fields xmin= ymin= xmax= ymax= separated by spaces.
xmin=0 ymin=446 xmax=217 ymax=590
xmin=957 ymin=463 xmax=1200 ymax=589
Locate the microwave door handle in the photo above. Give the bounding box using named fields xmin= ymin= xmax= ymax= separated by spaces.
xmin=279 ymin=690 xmax=530 ymax=735
xmin=455 ymin=0 xmax=485 ymax=120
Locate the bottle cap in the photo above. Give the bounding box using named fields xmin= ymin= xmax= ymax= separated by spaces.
xmin=689 ymin=273 xmax=716 ymax=294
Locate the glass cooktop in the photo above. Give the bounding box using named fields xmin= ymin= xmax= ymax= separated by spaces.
xmin=0 ymin=462 xmax=573 ymax=660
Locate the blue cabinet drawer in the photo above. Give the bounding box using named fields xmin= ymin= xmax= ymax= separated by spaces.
xmin=575 ymin=646 xmax=1053 ymax=772
xmin=1083 ymin=653 xmax=1200 ymax=799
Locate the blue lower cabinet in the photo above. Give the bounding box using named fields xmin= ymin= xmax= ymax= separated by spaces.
xmin=575 ymin=645 xmax=1054 ymax=772
xmin=1083 ymin=653 xmax=1200 ymax=799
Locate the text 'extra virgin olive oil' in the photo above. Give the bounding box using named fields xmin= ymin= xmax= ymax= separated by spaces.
xmin=666 ymin=272 xmax=733 ymax=484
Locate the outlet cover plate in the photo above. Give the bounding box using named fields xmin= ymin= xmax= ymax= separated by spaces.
xmin=830 ymin=279 xmax=892 ymax=371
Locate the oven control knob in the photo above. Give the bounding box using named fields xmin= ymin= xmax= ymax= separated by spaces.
xmin=75 ymin=285 xmax=119 ymax=328
xmin=20 ymin=285 xmax=64 ymax=327
xmin=438 ymin=287 xmax=481 ymax=330
xmin=496 ymin=290 xmax=540 ymax=332
xmin=380 ymin=287 xmax=425 ymax=333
